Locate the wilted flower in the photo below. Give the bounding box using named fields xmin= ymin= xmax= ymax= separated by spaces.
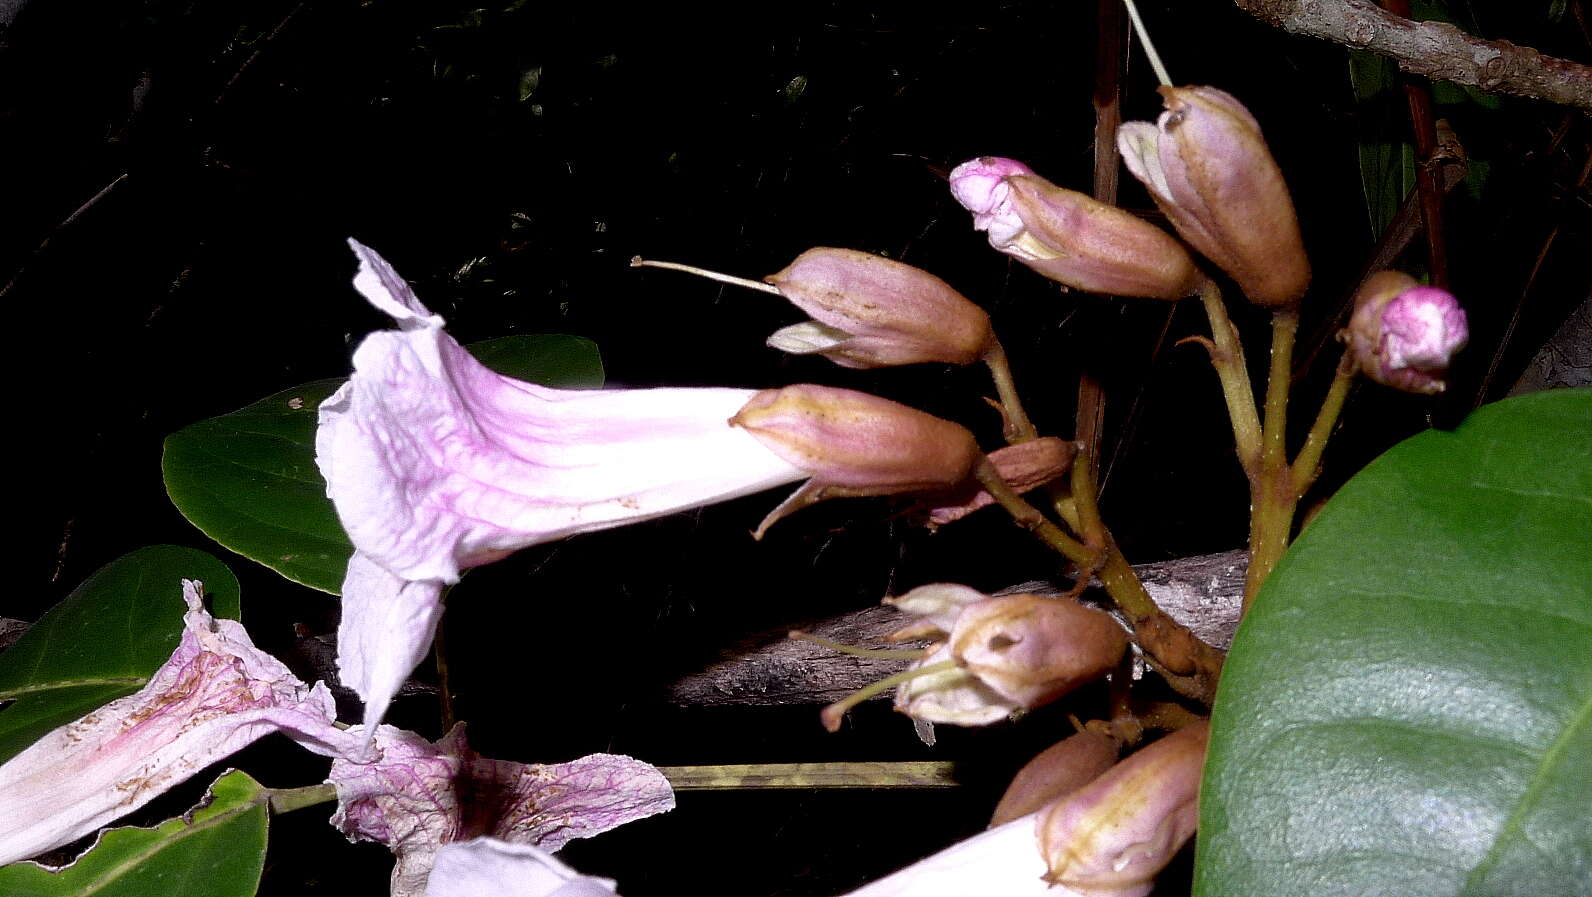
xmin=948 ymin=157 xmax=1202 ymax=300
xmin=318 ymin=240 xmax=814 ymax=729
xmin=989 ymin=730 xmax=1123 ymax=828
xmin=1037 ymin=721 xmax=1208 ymax=897
xmin=424 ymin=838 xmax=621 ymax=897
xmin=731 ymin=384 xmax=983 ymax=538
xmin=1346 ymin=271 xmax=1469 ymax=394
xmin=1117 ymin=86 xmax=1310 ymax=307
xmin=889 ymin=591 xmax=1127 ymax=726
xmin=633 ymin=249 xmax=995 ymax=369
xmin=328 ymin=724 xmax=672 ymax=897
xmin=0 ymin=581 xmax=362 ymax=866
xmin=815 ymin=586 xmax=1126 ymax=731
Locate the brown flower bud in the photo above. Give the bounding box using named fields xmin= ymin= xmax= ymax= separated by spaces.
xmin=1118 ymin=86 xmax=1310 ymax=307
xmin=922 ymin=437 xmax=1076 ymax=527
xmin=989 ymin=730 xmax=1123 ymax=828
xmin=1037 ymin=721 xmax=1208 ymax=897
xmin=949 ymin=158 xmax=1203 ymax=300
xmin=764 ymin=248 xmax=995 ymax=368
xmin=730 ymin=384 xmax=982 ymax=538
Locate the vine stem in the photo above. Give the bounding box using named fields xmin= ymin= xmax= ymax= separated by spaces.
xmin=268 ymin=783 xmax=338 ymax=815
xmin=1197 ymin=280 xmax=1263 ymax=474
xmin=975 ymin=459 xmax=1223 ymax=703
xmin=1242 ymin=303 xmax=1303 ymax=611
xmin=983 ymin=337 xmax=1040 ymax=443
xmin=1292 ymin=350 xmax=1355 ymax=495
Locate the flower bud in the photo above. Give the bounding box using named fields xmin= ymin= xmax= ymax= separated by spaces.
xmin=890 ymin=591 xmax=1127 ymax=727
xmin=989 ymin=730 xmax=1123 ymax=828
xmin=1117 ymin=86 xmax=1310 ymax=307
xmin=921 ymin=437 xmax=1076 ymax=528
xmin=949 ymin=157 xmax=1202 ymax=300
xmin=1347 ymin=271 xmax=1469 ymax=394
xmin=1037 ymin=721 xmax=1208 ymax=897
xmin=730 ymin=384 xmax=982 ymax=538
xmin=764 ymin=248 xmax=995 ymax=368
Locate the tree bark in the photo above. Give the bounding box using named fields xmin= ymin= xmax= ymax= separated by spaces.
xmin=1233 ymin=0 xmax=1592 ymax=112
xmin=666 ymin=549 xmax=1247 ymax=707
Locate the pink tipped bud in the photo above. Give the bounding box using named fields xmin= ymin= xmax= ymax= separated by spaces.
xmin=890 ymin=591 xmax=1127 ymax=727
xmin=989 ymin=730 xmax=1123 ymax=828
xmin=950 ymin=158 xmax=1202 ymax=300
xmin=1118 ymin=86 xmax=1310 ymax=307
xmin=764 ymin=248 xmax=995 ymax=368
xmin=1037 ymin=721 xmax=1209 ymax=897
xmin=730 ymin=384 xmax=982 ymax=537
xmin=1347 ymin=271 xmax=1469 ymax=394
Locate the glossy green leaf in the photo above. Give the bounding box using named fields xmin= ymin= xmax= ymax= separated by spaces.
xmin=0 ymin=547 xmax=241 ymax=764
xmin=1196 ymin=389 xmax=1592 ymax=897
xmin=0 ymin=769 xmax=267 ymax=897
xmin=162 ymin=334 xmax=604 ymax=593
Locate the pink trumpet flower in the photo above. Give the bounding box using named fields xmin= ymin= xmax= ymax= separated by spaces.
xmin=329 ymin=725 xmax=672 ymax=897
xmin=0 ymin=581 xmax=361 ymax=867
xmin=423 ymin=838 xmax=621 ymax=897
xmin=316 ymin=240 xmax=811 ymax=730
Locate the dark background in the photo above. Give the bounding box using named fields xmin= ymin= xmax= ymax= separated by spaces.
xmin=5 ymin=1 xmax=1587 ymax=894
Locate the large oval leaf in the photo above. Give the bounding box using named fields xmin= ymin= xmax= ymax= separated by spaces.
xmin=162 ymin=334 xmax=604 ymax=593
xmin=0 ymin=546 xmax=241 ymax=764
xmin=1196 ymin=389 xmax=1592 ymax=896
xmin=0 ymin=769 xmax=267 ymax=897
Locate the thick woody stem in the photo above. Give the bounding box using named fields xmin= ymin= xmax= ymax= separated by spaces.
xmin=1232 ymin=0 xmax=1592 ymax=112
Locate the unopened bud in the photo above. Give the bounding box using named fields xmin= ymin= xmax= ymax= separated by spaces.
xmin=632 ymin=250 xmax=993 ymax=368
xmin=1118 ymin=87 xmax=1310 ymax=307
xmin=890 ymin=591 xmax=1127 ymax=727
xmin=1346 ymin=271 xmax=1469 ymax=394
xmin=922 ymin=437 xmax=1077 ymax=527
xmin=730 ymin=384 xmax=982 ymax=538
xmin=949 ymin=157 xmax=1202 ymax=300
xmin=1037 ymin=721 xmax=1208 ymax=897
xmin=989 ymin=730 xmax=1123 ymax=828
xmin=765 ymin=248 xmax=995 ymax=367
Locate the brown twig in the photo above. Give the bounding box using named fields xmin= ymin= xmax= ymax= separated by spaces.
xmin=1233 ymin=0 xmax=1592 ymax=112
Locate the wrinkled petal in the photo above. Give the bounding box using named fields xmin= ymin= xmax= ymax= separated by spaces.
xmin=339 ymin=552 xmax=445 ymax=733
xmin=424 ymin=838 xmax=619 ymax=897
xmin=839 ymin=812 xmax=1055 ymax=897
xmin=0 ymin=581 xmax=362 ymax=866
xmin=330 ymin=724 xmax=672 ymax=897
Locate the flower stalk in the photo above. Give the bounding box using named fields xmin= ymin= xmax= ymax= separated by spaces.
xmin=1195 ymin=281 xmax=1263 ymax=472
xmin=981 ymin=337 xmax=1040 ymax=443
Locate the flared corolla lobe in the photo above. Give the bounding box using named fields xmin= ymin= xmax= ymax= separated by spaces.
xmin=949 ymin=157 xmax=1202 ymax=300
xmin=730 ymin=384 xmax=983 ymax=538
xmin=764 ymin=248 xmax=995 ymax=368
xmin=1117 ymin=86 xmax=1309 ymax=307
xmin=1346 ymin=271 xmax=1469 ymax=394
xmin=423 ymin=838 xmax=621 ymax=897
xmin=1036 ymin=721 xmax=1208 ymax=897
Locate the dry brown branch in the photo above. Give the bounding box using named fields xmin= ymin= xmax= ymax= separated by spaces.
xmin=666 ymin=549 xmax=1247 ymax=708
xmin=1233 ymin=0 xmax=1592 ymax=112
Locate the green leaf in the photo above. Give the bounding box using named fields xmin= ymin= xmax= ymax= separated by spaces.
xmin=1196 ymin=389 xmax=1592 ymax=897
xmin=0 ymin=769 xmax=268 ymax=897
xmin=0 ymin=547 xmax=241 ymax=764
xmin=162 ymin=334 xmax=604 ymax=593
xmin=1348 ymin=50 xmax=1413 ymax=241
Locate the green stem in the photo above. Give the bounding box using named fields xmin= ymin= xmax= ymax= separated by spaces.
xmin=982 ymin=338 xmax=1040 ymax=443
xmin=1197 ymin=281 xmax=1263 ymax=474
xmin=1261 ymin=308 xmax=1299 ymax=471
xmin=978 ymin=458 xmax=1223 ymax=703
xmin=268 ymin=784 xmax=338 ymax=815
xmin=820 ymin=659 xmax=960 ymax=732
xmin=1243 ymin=464 xmax=1298 ymax=612
xmin=1291 ymin=352 xmax=1355 ymax=496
